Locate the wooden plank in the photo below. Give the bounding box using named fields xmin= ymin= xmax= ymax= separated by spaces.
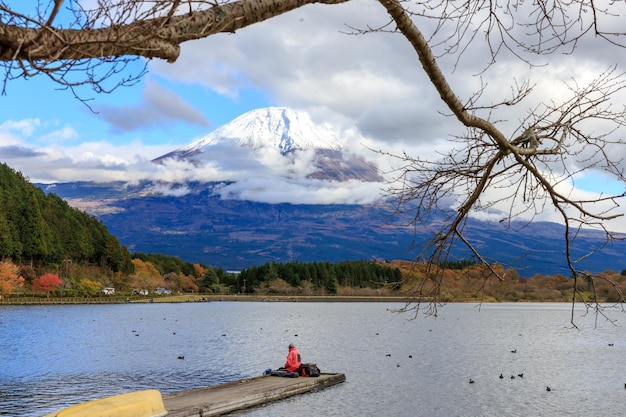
xmin=163 ymin=373 xmax=346 ymax=417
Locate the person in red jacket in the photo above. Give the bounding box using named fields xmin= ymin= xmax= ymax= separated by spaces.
xmin=284 ymin=343 xmax=302 ymax=373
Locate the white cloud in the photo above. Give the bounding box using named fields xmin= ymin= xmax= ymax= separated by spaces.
xmin=214 ymin=177 xmax=382 ymax=205
xmin=39 ymin=126 xmax=80 ymax=143
xmin=147 ymin=183 xmax=191 ymax=197
xmin=457 ymin=162 xmax=626 ymax=233
xmin=95 ymin=79 xmax=210 ymax=132
xmin=149 ymin=0 xmax=626 ymax=155
xmin=150 ymin=0 xmax=440 ymax=144
xmin=0 ymin=119 xmax=40 ymax=138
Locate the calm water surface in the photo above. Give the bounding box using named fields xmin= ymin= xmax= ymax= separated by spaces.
xmin=1 ymin=302 xmax=625 ymax=416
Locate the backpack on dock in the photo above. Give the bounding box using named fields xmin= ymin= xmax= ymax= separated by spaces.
xmin=299 ymin=363 xmax=321 ymax=377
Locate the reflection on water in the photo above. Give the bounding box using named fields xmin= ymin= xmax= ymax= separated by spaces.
xmin=1 ymin=302 xmax=625 ymax=416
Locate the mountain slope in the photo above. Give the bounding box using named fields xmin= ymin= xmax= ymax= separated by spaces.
xmin=0 ymin=163 xmax=131 ymax=272
xmin=152 ymin=107 xmax=382 ymax=183
xmin=39 ymin=181 xmax=626 ymax=277
xmin=156 ymin=107 xmax=343 ymax=160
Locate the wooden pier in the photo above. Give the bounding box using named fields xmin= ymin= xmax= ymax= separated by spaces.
xmin=164 ymin=373 xmax=346 ymax=417
xmin=43 ymin=373 xmax=345 ymax=417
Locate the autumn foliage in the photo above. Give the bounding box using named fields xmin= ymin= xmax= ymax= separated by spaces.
xmin=128 ymin=258 xmax=166 ymax=290
xmin=0 ymin=261 xmax=24 ymax=298
xmin=390 ymin=260 xmax=626 ymax=303
xmin=32 ymin=273 xmax=63 ymax=296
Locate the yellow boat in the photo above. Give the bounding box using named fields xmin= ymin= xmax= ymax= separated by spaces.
xmin=43 ymin=389 xmax=167 ymax=417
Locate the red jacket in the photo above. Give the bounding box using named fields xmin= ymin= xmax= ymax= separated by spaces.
xmin=284 ymin=346 xmax=302 ymax=373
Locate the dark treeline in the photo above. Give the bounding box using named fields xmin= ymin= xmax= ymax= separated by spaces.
xmin=439 ymin=259 xmax=478 ymax=270
xmin=0 ymin=163 xmax=132 ymax=273
xmin=238 ymin=260 xmax=403 ymax=295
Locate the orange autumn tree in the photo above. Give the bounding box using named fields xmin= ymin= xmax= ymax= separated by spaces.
xmin=193 ymin=264 xmax=205 ymax=279
xmin=179 ymin=274 xmax=199 ymax=293
xmin=32 ymin=273 xmax=63 ymax=297
xmin=129 ymin=258 xmax=165 ymax=290
xmin=0 ymin=261 xmax=25 ymax=299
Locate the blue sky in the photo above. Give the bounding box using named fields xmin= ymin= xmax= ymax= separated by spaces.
xmin=1 ymin=1 xmax=626 ymax=230
xmin=2 ymin=67 xmax=271 ymax=148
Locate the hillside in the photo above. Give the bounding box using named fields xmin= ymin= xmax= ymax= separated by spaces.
xmin=40 ymin=180 xmax=626 ymax=277
xmin=0 ymin=163 xmax=132 ymax=273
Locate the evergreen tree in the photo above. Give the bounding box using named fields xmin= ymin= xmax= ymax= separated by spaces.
xmin=325 ymin=270 xmax=338 ymax=295
xmin=0 ymin=163 xmax=132 ymax=273
xmin=200 ymin=267 xmax=219 ymax=293
xmin=19 ymin=189 xmax=50 ymax=263
xmin=0 ymin=213 xmax=19 ymax=258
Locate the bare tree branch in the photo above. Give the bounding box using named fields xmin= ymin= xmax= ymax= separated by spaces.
xmin=375 ymin=0 xmax=626 ymax=319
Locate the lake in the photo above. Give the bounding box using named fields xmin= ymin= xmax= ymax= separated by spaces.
xmin=1 ymin=302 xmax=625 ymax=416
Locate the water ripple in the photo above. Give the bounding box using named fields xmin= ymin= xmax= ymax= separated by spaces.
xmin=2 ymin=302 xmax=625 ymax=416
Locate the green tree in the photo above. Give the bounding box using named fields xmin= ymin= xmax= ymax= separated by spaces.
xmin=19 ymin=189 xmax=50 ymax=263
xmin=0 ymin=213 xmax=19 ymax=259
xmin=0 ymin=163 xmax=133 ymax=274
xmin=325 ymin=271 xmax=338 ymax=295
xmin=200 ymin=268 xmax=219 ymax=293
xmin=266 ymin=263 xmax=280 ymax=282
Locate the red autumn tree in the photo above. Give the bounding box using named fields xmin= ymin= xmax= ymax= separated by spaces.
xmin=0 ymin=261 xmax=25 ymax=299
xmin=32 ymin=273 xmax=63 ymax=297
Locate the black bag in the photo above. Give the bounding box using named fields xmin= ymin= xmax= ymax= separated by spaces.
xmin=299 ymin=363 xmax=321 ymax=377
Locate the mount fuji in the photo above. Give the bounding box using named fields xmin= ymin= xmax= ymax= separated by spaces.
xmin=153 ymin=107 xmax=382 ymax=183
xmin=158 ymin=107 xmax=343 ymax=156
xmin=37 ymin=107 xmax=626 ymax=277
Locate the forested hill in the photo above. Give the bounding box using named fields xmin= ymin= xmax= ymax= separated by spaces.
xmin=0 ymin=163 xmax=132 ymax=273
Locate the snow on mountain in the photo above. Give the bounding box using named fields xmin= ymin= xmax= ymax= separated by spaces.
xmin=159 ymin=107 xmax=344 ymax=161
xmin=152 ymin=107 xmax=381 ymax=183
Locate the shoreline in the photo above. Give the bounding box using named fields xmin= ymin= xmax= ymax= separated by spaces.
xmin=0 ymin=294 xmax=416 ymax=305
xmin=0 ymin=293 xmax=582 ymax=305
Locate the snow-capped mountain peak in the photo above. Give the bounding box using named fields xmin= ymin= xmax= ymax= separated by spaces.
xmin=152 ymin=107 xmax=381 ymax=183
xmin=180 ymin=107 xmax=344 ymax=155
